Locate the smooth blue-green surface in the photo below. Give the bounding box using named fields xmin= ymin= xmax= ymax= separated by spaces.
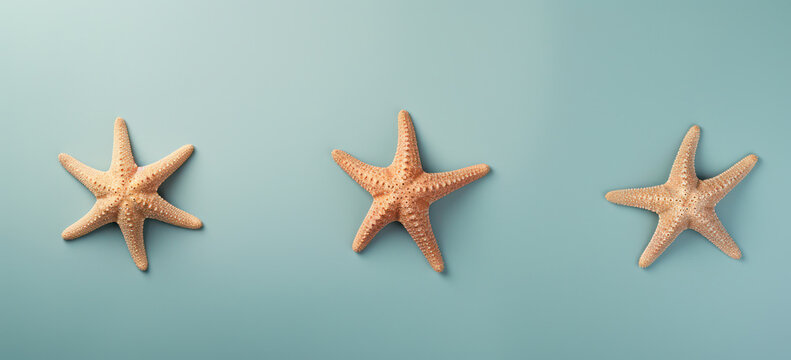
xmin=1 ymin=1 xmax=790 ymax=359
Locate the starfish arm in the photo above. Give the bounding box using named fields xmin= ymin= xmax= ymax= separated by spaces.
xmin=699 ymin=154 xmax=758 ymax=203
xmin=58 ymin=153 xmax=108 ymax=196
xmin=690 ymin=212 xmax=742 ymax=259
xmin=605 ymin=185 xmax=673 ymax=213
xmin=419 ymin=164 xmax=490 ymax=203
xmin=667 ymin=125 xmax=700 ymax=191
xmin=109 ymin=118 xmax=138 ymax=176
xmin=118 ymin=202 xmax=148 ymax=271
xmin=61 ymin=197 xmax=120 ymax=239
xmin=639 ymin=212 xmax=687 ymax=268
xmin=401 ymin=203 xmax=444 ymax=272
xmin=138 ymin=194 xmax=202 ymax=229
xmin=352 ymin=198 xmax=397 ymax=252
xmin=131 ymin=145 xmax=195 ymax=191
xmin=332 ymin=149 xmax=391 ymax=195
xmin=393 ymin=110 xmax=422 ymax=173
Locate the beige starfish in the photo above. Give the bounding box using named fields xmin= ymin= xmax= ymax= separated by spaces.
xmin=606 ymin=125 xmax=757 ymax=267
xmin=59 ymin=118 xmax=202 ymax=271
xmin=332 ymin=110 xmax=490 ymax=272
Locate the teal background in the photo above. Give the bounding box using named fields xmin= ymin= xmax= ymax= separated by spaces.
xmin=1 ymin=1 xmax=790 ymax=359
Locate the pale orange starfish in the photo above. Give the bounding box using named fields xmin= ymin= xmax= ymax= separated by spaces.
xmin=332 ymin=110 xmax=490 ymax=272
xmin=606 ymin=125 xmax=757 ymax=267
xmin=59 ymin=118 xmax=202 ymax=270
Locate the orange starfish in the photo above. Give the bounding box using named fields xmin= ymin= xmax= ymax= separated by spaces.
xmin=332 ymin=110 xmax=490 ymax=272
xmin=59 ymin=118 xmax=202 ymax=271
xmin=606 ymin=125 xmax=757 ymax=267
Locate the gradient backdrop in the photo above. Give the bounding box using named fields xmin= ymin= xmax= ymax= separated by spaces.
xmin=1 ymin=1 xmax=790 ymax=359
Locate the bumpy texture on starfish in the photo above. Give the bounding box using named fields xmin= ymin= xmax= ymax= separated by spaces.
xmin=606 ymin=125 xmax=757 ymax=268
xmin=59 ymin=118 xmax=202 ymax=271
xmin=332 ymin=110 xmax=490 ymax=272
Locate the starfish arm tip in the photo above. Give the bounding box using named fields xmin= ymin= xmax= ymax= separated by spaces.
xmin=638 ymin=253 xmax=655 ymax=268
xmin=136 ymin=262 xmax=149 ymax=271
xmin=179 ymin=144 xmax=195 ymax=157
xmin=331 ymin=149 xmax=351 ymax=166
xmin=57 ymin=153 xmax=82 ymax=169
xmin=352 ymin=244 xmax=364 ymax=253
xmin=684 ymin=125 xmax=700 ymax=138
xmin=399 ymin=109 xmax=409 ymax=116
xmin=61 ymin=230 xmax=76 ymax=240
xmin=190 ymin=219 xmax=203 ymax=229
xmin=604 ymin=191 xmax=617 ymax=202
xmin=57 ymin=154 xmax=72 ymax=169
xmin=748 ymin=154 xmax=758 ymax=162
xmin=432 ymin=263 xmax=445 ymax=272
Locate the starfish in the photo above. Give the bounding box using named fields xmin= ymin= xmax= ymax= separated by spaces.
xmin=332 ymin=110 xmax=490 ymax=272
xmin=605 ymin=125 xmax=757 ymax=268
xmin=59 ymin=118 xmax=202 ymax=271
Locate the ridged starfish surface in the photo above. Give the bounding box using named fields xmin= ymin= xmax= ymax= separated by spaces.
xmin=606 ymin=125 xmax=757 ymax=267
xmin=332 ymin=110 xmax=490 ymax=272
xmin=59 ymin=118 xmax=202 ymax=270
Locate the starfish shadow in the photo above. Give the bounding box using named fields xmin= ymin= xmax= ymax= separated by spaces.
xmin=708 ymin=156 xmax=761 ymax=263
xmin=699 ymin=152 xmax=761 ymax=261
xmin=419 ymin=121 xmax=493 ymax=276
xmin=428 ymin=170 xmax=492 ymax=277
xmin=358 ymin=171 xmax=492 ymax=277
xmin=355 ymin=223 xmax=451 ymax=276
xmin=157 ymin=146 xmax=198 ymax=197
xmin=156 ymin=147 xmax=205 ymax=230
xmin=147 ymin=149 xmax=204 ymax=271
xmin=638 ymin=231 xmax=717 ymax=271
